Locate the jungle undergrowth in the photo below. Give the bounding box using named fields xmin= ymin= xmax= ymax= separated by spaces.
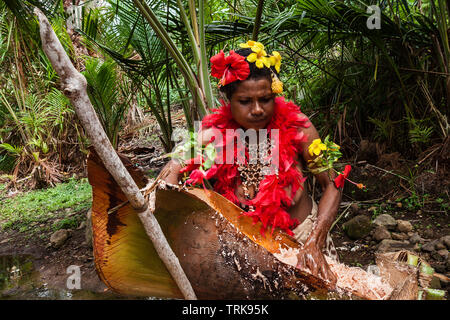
xmin=0 ymin=178 xmax=92 ymax=235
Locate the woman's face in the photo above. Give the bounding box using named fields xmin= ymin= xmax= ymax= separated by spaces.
xmin=229 ymin=78 xmax=275 ymax=130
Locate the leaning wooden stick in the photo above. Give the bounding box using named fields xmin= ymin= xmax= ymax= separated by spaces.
xmin=34 ymin=8 xmax=197 ymax=300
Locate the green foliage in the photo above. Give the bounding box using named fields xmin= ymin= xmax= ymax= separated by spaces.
xmin=0 ymin=153 xmax=16 ymax=172
xmin=0 ymin=178 xmax=92 ymax=232
xmin=408 ymin=119 xmax=434 ymax=145
xmin=1 ymin=0 xmax=449 ymax=189
xmin=0 ymin=1 xmax=85 ymax=187
xmin=52 ymin=216 xmax=80 ymax=231
xmin=83 ymin=57 xmax=130 ymax=149
xmin=0 ymin=143 xmax=23 ymax=155
xmin=0 ymin=87 xmax=73 ymax=157
xmin=396 ymin=191 xmax=426 ymax=211
xmin=204 ymin=0 xmax=450 ymax=155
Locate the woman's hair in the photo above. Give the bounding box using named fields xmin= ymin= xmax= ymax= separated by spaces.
xmin=219 ymin=48 xmax=279 ymax=100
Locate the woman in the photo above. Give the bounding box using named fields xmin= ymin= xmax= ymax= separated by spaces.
xmin=162 ymin=42 xmax=341 ymax=286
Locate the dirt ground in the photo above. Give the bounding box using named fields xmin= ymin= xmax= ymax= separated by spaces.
xmin=0 ymin=215 xmax=110 ymax=297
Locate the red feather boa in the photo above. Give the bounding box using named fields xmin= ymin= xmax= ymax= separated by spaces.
xmin=189 ymin=97 xmax=310 ymax=236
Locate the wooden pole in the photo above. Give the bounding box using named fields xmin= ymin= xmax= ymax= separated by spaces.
xmin=34 ymin=8 xmax=197 ymax=300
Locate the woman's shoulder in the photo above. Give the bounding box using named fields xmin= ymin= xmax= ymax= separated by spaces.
xmin=275 ymin=96 xmax=311 ymax=123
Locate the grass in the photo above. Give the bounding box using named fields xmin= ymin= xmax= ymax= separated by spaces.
xmin=0 ymin=178 xmax=92 ymax=233
xmin=0 ymin=183 xmax=6 ymax=198
xmin=51 ymin=216 xmax=80 ymax=231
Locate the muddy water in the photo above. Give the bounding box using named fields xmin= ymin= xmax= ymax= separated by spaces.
xmin=0 ymin=255 xmax=142 ymax=300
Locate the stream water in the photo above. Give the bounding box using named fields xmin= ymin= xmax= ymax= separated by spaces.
xmin=0 ymin=255 xmax=136 ymax=300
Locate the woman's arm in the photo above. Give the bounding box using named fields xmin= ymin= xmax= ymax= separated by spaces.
xmin=298 ymin=115 xmax=342 ymax=247
xmin=295 ymin=114 xmax=341 ymax=285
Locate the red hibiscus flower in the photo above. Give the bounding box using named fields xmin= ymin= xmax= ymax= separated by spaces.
xmin=210 ymin=50 xmax=250 ymax=86
xmin=334 ymin=165 xmax=351 ymax=188
xmin=185 ymin=169 xmax=206 ymax=186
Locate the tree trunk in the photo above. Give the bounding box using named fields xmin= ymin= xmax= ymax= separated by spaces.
xmin=252 ymin=0 xmax=265 ymax=41
xmin=34 ymin=7 xmax=197 ymax=300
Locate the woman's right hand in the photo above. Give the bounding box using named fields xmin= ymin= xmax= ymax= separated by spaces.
xmin=161 ymin=160 xmax=182 ymax=185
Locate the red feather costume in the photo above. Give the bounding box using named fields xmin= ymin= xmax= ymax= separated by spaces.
xmin=184 ymin=96 xmax=311 ymax=236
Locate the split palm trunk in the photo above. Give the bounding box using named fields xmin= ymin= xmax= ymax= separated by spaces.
xmin=34 ymin=8 xmax=197 ymax=300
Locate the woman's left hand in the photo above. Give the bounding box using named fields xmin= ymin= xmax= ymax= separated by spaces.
xmin=296 ymin=237 xmax=337 ymax=288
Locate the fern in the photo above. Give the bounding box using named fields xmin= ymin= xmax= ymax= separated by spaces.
xmin=45 ymin=88 xmax=73 ymax=132
xmin=83 ymin=57 xmax=129 ymax=149
xmin=409 ymin=122 xmax=433 ymax=145
xmin=0 ymin=143 xmax=23 ymax=155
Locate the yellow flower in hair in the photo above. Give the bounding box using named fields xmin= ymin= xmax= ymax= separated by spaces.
xmin=247 ymin=46 xmax=271 ymax=69
xmin=269 ymin=51 xmax=282 ymax=73
xmin=308 ymin=139 xmax=327 ymax=156
xmin=271 ymin=75 xmax=283 ymax=94
xmin=239 ymin=40 xmax=264 ymax=51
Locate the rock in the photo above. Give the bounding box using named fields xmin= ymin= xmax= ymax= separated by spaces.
xmin=391 ymin=232 xmax=409 ymax=241
xmin=432 ymin=263 xmax=446 ymax=274
xmin=77 ymin=221 xmax=86 ymax=230
xmin=350 ymin=203 xmax=359 ymax=213
xmin=436 ymin=249 xmax=449 ymax=260
xmin=50 ymin=229 xmax=70 ymax=249
xmin=396 ymin=220 xmax=413 ymax=233
xmin=441 ymin=235 xmax=450 ymax=249
xmin=376 ymin=152 xmax=401 ymax=170
xmin=358 ymin=140 xmax=378 ymax=163
xmin=409 ymin=233 xmax=424 ymax=244
xmin=342 ymin=215 xmax=373 ymax=240
xmin=421 ymin=240 xmax=437 ymax=253
xmin=373 ymin=226 xmax=392 ymax=242
xmin=429 ymin=276 xmax=441 ymax=289
xmin=423 ymin=229 xmax=434 ymax=239
xmin=435 ymin=241 xmax=446 ymax=251
xmin=373 ymin=214 xmax=397 ymax=230
xmin=431 ymin=251 xmax=444 ymax=261
xmin=377 ymin=239 xmax=412 ymax=253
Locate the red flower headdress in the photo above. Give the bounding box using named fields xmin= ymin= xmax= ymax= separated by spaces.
xmin=210 ymin=42 xmax=284 ymax=93
xmin=210 ymin=50 xmax=250 ymax=86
